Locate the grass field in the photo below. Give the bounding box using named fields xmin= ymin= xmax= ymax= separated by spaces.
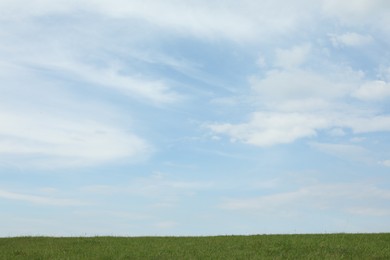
xmin=1 ymin=233 xmax=389 ymax=259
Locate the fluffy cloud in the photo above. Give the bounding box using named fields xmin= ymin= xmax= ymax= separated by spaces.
xmin=209 ymin=62 xmax=337 ymax=145
xmin=208 ymin=31 xmax=390 ymax=146
xmin=209 ymin=112 xmax=328 ymax=146
xmin=208 ymin=109 xmax=390 ymax=147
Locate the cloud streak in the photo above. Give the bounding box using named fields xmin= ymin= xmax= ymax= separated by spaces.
xmin=0 ymin=189 xmax=85 ymax=206
xmin=39 ymin=60 xmax=181 ymax=105
xmin=221 ymin=182 xmax=390 ymax=215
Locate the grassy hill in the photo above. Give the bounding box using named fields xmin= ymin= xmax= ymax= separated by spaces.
xmin=1 ymin=233 xmax=389 ymax=259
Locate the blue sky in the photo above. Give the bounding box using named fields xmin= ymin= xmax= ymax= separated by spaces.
xmin=1 ymin=0 xmax=390 ymax=236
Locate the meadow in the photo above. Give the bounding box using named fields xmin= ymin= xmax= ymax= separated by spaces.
xmin=1 ymin=233 xmax=389 ymax=259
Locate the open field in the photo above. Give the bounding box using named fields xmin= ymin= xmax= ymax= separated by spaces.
xmin=1 ymin=233 xmax=389 ymax=259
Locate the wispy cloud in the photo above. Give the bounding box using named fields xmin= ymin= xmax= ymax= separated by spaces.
xmin=27 ymin=60 xmax=181 ymax=105
xmin=0 ymin=0 xmax=299 ymax=42
xmin=0 ymin=189 xmax=85 ymax=206
xmin=221 ymin=182 xmax=390 ymax=214
xmin=309 ymin=142 xmax=372 ymax=163
xmin=0 ymin=62 xmax=152 ymax=168
xmin=81 ymin=172 xmax=214 ymax=197
xmin=0 ymin=107 xmax=150 ymax=168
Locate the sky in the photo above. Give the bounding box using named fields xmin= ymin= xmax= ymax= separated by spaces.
xmin=1 ymin=0 xmax=390 ymax=236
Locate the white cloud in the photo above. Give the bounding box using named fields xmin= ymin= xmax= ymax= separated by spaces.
xmin=96 ymin=1 xmax=256 ymax=41
xmin=208 ymin=109 xmax=390 ymax=147
xmin=208 ymin=33 xmax=390 ymax=147
xmin=344 ymin=115 xmax=390 ymax=133
xmin=0 ymin=63 xmax=151 ymax=168
xmin=0 ymin=109 xmax=150 ymax=168
xmin=274 ymin=44 xmax=311 ymax=69
xmin=0 ymin=0 xmax=319 ymax=42
xmin=329 ymin=32 xmax=373 ymax=47
xmin=49 ymin=61 xmax=180 ymax=105
xmin=0 ymin=35 xmax=158 ymax=168
xmin=209 ymin=59 xmax=368 ymax=146
xmin=0 ymin=0 xmax=254 ymax=41
xmin=208 ymin=112 xmax=328 ymax=146
xmin=1 ymin=0 xmax=388 ymax=42
xmin=2 ymin=54 xmax=180 ymax=105
xmin=353 ymin=80 xmax=390 ymax=101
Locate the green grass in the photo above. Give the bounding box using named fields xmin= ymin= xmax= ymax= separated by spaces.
xmin=0 ymin=233 xmax=389 ymax=259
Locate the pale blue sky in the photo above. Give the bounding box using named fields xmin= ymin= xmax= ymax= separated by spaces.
xmin=1 ymin=0 xmax=390 ymax=236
